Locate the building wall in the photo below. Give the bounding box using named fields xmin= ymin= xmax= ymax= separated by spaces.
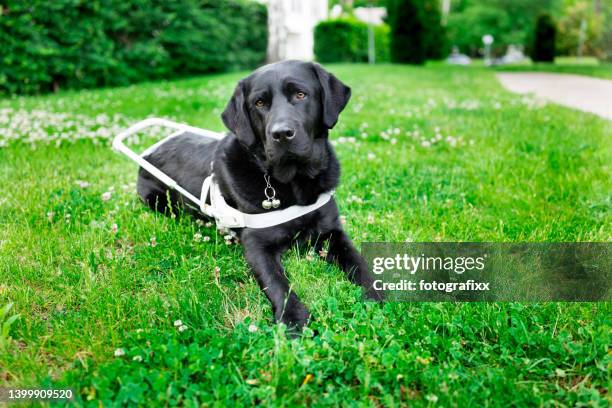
xmin=267 ymin=0 xmax=328 ymax=62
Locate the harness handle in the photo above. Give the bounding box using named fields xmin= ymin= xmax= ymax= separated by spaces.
xmin=112 ymin=118 xmax=224 ymax=208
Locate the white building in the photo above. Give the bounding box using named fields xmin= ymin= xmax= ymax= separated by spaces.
xmin=266 ymin=0 xmax=329 ymax=62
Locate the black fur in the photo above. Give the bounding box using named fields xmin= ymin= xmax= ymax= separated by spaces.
xmin=137 ymin=61 xmax=379 ymax=331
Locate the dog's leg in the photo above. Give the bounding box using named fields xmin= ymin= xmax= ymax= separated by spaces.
xmin=321 ymin=229 xmax=382 ymax=301
xmin=241 ymin=233 xmax=310 ymax=329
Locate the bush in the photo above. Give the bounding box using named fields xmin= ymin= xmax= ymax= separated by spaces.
xmin=386 ymin=0 xmax=426 ymax=64
xmin=533 ymin=13 xmax=557 ymax=62
xmin=445 ymin=1 xmax=554 ymax=58
xmin=421 ymin=0 xmax=447 ymax=60
xmin=374 ymin=24 xmax=391 ymax=63
xmin=0 ymin=0 xmax=267 ymax=95
xmin=314 ymin=18 xmax=390 ymax=64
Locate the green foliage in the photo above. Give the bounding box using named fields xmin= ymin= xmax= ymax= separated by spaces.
xmin=533 ymin=13 xmax=557 ymax=62
xmin=446 ymin=0 xmax=555 ymax=57
xmin=314 ymin=18 xmax=391 ymax=63
xmin=557 ymin=1 xmax=605 ymax=58
xmin=386 ymin=0 xmax=445 ymax=64
xmin=421 ymin=0 xmax=447 ymax=59
xmin=0 ymin=303 xmax=20 ymax=350
xmin=446 ymin=5 xmax=509 ymax=56
xmin=387 ymin=0 xmax=425 ymax=64
xmin=601 ymin=1 xmax=612 ymax=61
xmin=329 ymin=0 xmax=386 ymax=8
xmin=0 ymin=0 xmax=267 ymax=95
xmin=374 ymin=24 xmax=391 ymax=63
xmin=57 ymin=303 xmax=612 ymax=406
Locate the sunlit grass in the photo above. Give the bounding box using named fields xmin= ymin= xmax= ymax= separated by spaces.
xmin=0 ymin=64 xmax=610 ymax=406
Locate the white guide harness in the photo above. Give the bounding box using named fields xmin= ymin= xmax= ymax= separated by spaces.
xmin=112 ymin=118 xmax=333 ymax=229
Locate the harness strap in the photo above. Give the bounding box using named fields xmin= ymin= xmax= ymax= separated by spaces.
xmin=113 ymin=118 xmax=333 ymax=231
xmin=200 ymin=174 xmax=333 ymax=229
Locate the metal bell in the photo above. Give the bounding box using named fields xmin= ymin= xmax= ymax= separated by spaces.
xmin=272 ymin=199 xmax=281 ymax=208
xmin=262 ymin=199 xmax=272 ymax=210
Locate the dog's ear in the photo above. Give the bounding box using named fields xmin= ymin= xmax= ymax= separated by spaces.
xmin=311 ymin=62 xmax=351 ymax=129
xmin=222 ymin=80 xmax=256 ymax=147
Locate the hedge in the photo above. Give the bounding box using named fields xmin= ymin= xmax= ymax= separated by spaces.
xmin=314 ymin=18 xmax=390 ymax=64
xmin=0 ymin=0 xmax=267 ymax=95
xmin=532 ymin=13 xmax=557 ymax=62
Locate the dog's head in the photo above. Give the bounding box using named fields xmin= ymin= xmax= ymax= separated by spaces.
xmin=222 ymin=61 xmax=351 ymax=182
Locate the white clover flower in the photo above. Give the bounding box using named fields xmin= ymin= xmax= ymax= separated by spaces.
xmin=248 ymin=324 xmax=258 ymax=333
xmin=76 ymin=180 xmax=90 ymax=188
xmin=203 ymin=236 xmax=210 ymax=242
xmin=193 ymin=233 xmax=202 ymax=242
xmin=173 ymin=319 xmax=183 ymax=327
xmin=178 ymin=325 xmax=188 ymax=332
xmin=111 ymin=223 xmax=118 ymax=233
xmin=101 ymin=192 xmax=112 ymax=201
xmin=367 ymin=153 xmax=376 ymax=160
xmin=348 ymin=195 xmax=363 ymax=204
xmin=132 ymin=355 xmax=143 ymax=362
xmin=114 ymin=348 xmax=125 ymax=357
xmin=205 ymin=221 xmax=213 ymax=228
xmin=421 ymin=140 xmax=431 ymax=148
xmin=150 ymin=237 xmax=157 ymax=247
xmin=426 ymin=394 xmax=439 ymax=403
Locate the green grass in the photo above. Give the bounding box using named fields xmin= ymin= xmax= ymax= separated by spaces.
xmin=495 ymin=61 xmax=612 ymax=79
xmin=1 ymin=64 xmax=611 ymax=406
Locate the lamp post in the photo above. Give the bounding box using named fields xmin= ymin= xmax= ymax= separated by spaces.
xmin=482 ymin=34 xmax=494 ymax=66
xmin=367 ymin=0 xmax=375 ymax=64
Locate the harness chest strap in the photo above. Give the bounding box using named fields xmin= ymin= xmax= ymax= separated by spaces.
xmin=199 ymin=174 xmax=333 ymax=229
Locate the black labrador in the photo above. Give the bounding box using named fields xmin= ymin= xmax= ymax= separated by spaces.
xmin=137 ymin=60 xmax=378 ymax=330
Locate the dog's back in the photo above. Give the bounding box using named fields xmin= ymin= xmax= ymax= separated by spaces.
xmin=137 ymin=132 xmax=218 ymax=216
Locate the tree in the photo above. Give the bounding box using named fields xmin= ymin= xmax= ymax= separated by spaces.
xmin=422 ymin=0 xmax=447 ymax=59
xmin=387 ymin=0 xmax=426 ymax=64
xmin=557 ymin=1 xmax=605 ymax=58
xmin=533 ymin=13 xmax=557 ymax=62
xmin=445 ymin=0 xmax=555 ymax=57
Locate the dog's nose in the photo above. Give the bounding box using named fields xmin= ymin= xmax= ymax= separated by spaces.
xmin=270 ymin=123 xmax=295 ymax=142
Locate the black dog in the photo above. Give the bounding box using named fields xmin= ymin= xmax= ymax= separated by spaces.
xmin=137 ymin=61 xmax=378 ymax=330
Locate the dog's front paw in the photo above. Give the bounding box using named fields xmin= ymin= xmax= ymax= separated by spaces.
xmin=364 ymin=283 xmax=385 ymax=302
xmin=275 ymin=295 xmax=311 ymax=333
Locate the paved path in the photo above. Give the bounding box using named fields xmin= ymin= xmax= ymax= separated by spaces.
xmin=497 ymin=72 xmax=612 ymax=120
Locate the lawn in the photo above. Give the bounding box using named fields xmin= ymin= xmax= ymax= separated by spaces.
xmin=1 ymin=64 xmax=610 ymax=406
xmin=495 ymin=61 xmax=612 ymax=80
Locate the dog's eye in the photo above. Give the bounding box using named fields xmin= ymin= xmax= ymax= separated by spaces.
xmin=255 ymin=100 xmax=265 ymax=108
xmin=296 ymin=91 xmax=306 ymax=100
